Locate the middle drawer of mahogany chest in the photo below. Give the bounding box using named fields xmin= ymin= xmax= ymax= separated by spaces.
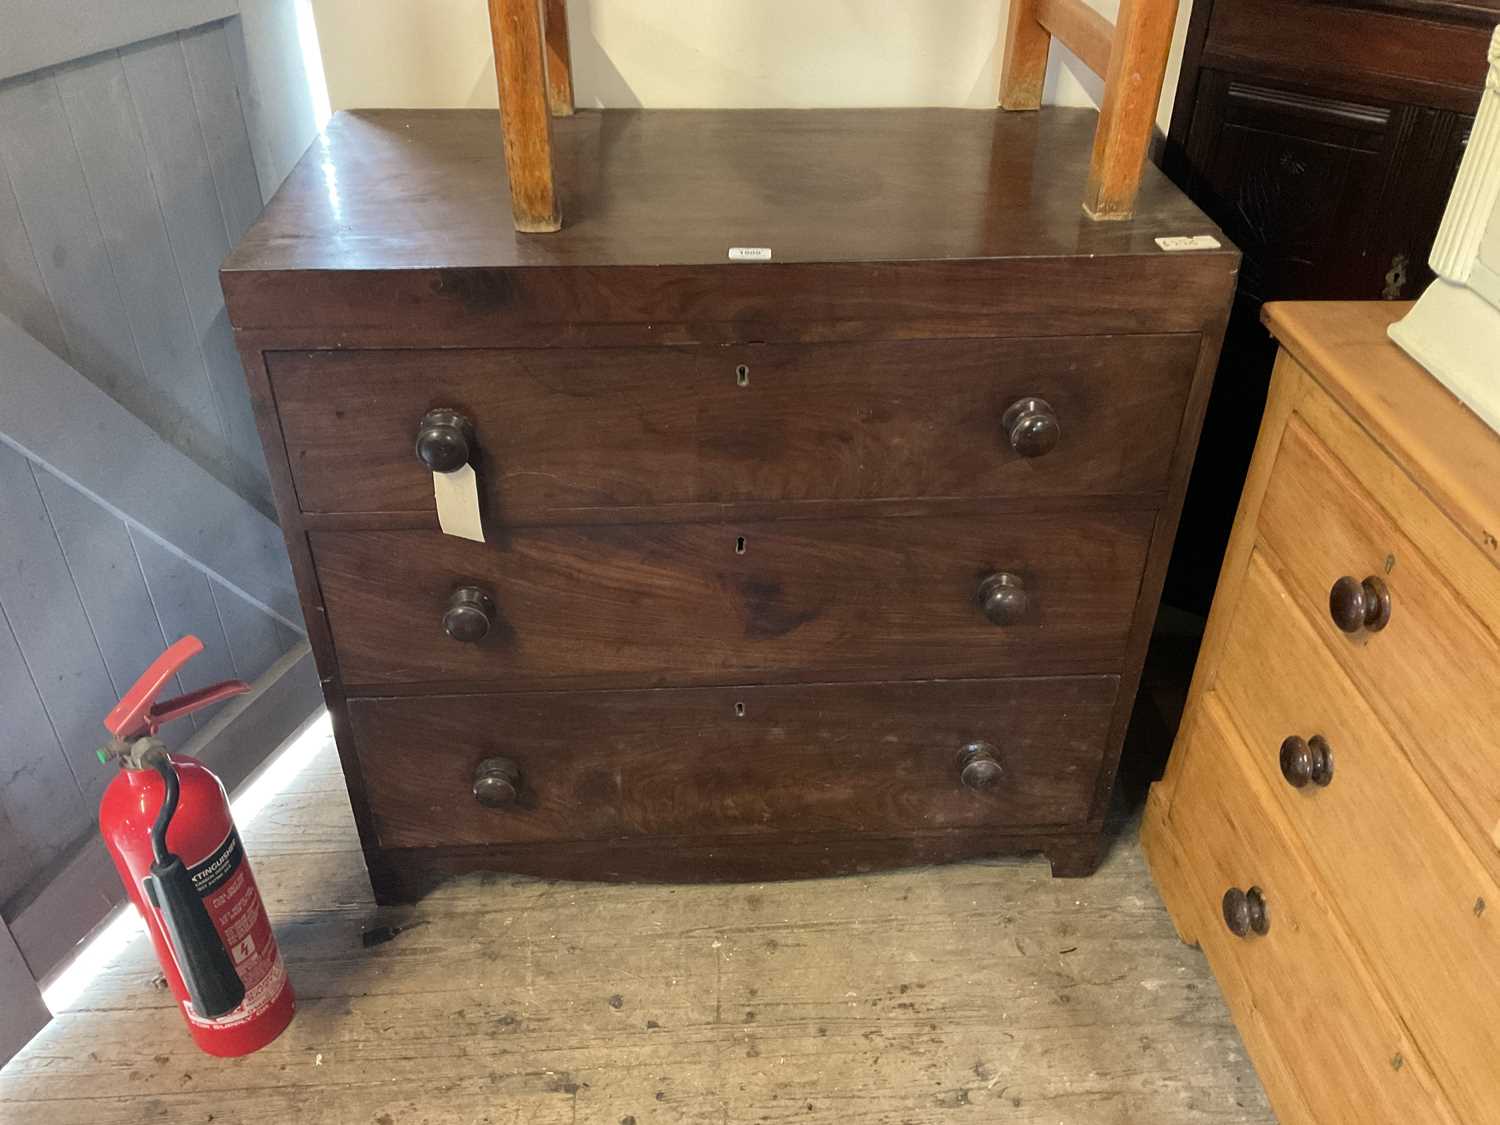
xmin=313 ymin=511 xmax=1152 ymax=690
xmin=348 ymin=676 xmax=1118 ymax=848
xmin=269 ymin=334 xmax=1198 ymax=517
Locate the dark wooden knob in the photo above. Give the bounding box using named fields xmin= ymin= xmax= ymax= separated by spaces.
xmin=958 ymin=741 xmax=1003 ymax=792
xmin=415 ymin=407 xmax=475 ymax=473
xmin=1002 ymin=397 xmax=1060 ymax=458
xmin=977 ymin=572 xmax=1027 ymax=626
xmin=472 ymin=757 xmax=521 ymax=807
xmin=1329 ymin=574 xmax=1391 ymax=633
xmin=1222 ymin=886 xmax=1270 ymax=937
xmin=1280 ymin=735 xmax=1334 ymax=789
xmin=443 ymin=586 xmax=495 ymax=642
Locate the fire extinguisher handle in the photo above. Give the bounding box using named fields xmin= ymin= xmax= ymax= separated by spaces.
xmin=105 ymin=636 xmax=250 ymax=741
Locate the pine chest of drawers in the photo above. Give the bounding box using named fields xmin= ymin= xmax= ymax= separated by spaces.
xmin=223 ymin=107 xmax=1236 ymax=902
xmin=1142 ymin=302 xmax=1500 ymax=1124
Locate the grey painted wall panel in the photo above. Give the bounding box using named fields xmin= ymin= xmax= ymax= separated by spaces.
xmin=51 ymin=52 xmax=238 ymax=500
xmin=0 ymin=70 xmax=145 ymax=414
xmin=0 ymin=607 xmax=89 ymax=909
xmin=231 ymin=3 xmax=320 ymax=202
xmin=0 ymin=445 xmax=119 ymax=809
xmin=0 ymin=920 xmax=47 ymax=1067
xmin=182 ymin=22 xmax=265 ymax=246
xmin=129 ymin=529 xmax=240 ymax=731
xmin=0 ymin=313 xmax=300 ymax=628
xmin=119 ymin=35 xmax=271 ymax=511
xmin=0 ymin=156 xmax=67 ymax=360
xmin=32 ymin=469 xmax=191 ymax=751
xmin=0 ymin=0 xmax=239 ymax=84
xmin=211 ymin=579 xmax=298 ymax=686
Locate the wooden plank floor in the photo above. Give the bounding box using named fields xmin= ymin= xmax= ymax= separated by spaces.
xmin=0 ymin=725 xmax=1274 ymax=1124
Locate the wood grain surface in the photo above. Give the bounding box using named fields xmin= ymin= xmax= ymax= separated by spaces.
xmin=541 ymin=0 xmax=573 ymax=116
xmin=488 ymin=0 xmax=560 ymax=232
xmin=1084 ymin=0 xmax=1180 ymax=218
xmin=350 ymin=677 xmax=1116 ymax=849
xmin=999 ymin=0 xmax=1052 ymax=109
xmin=311 ymin=513 xmax=1152 ymax=691
xmin=1257 ymin=417 xmax=1500 ymax=883
xmin=0 ymin=732 xmax=1276 ymax=1125
xmin=1153 ymin=697 xmax=1460 ymax=1125
xmin=222 ymin=108 xmax=1229 ymax=276
xmin=270 ymin=334 xmax=1197 ymax=518
xmin=1037 ymin=0 xmax=1114 ymax=77
xmin=1215 ymin=550 xmax=1500 ymax=1125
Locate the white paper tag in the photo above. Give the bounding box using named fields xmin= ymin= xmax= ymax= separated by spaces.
xmin=433 ymin=465 xmax=484 ymax=542
xmin=728 ymin=246 xmax=773 ymax=261
xmin=1155 ymin=235 xmax=1222 ymax=252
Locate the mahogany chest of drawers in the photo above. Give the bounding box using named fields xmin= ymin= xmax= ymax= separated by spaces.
xmin=1143 ymin=302 xmax=1500 ymax=1124
xmin=224 ymin=106 xmax=1236 ymax=902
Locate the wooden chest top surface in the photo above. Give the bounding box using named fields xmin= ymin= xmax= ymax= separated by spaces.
xmin=223 ymin=107 xmax=1229 ymax=275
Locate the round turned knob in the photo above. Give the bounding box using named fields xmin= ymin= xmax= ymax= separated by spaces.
xmin=414 ymin=407 xmax=475 ymax=474
xmin=977 ymin=572 xmax=1028 ymax=626
xmin=1222 ymin=886 xmax=1270 ymax=937
xmin=1002 ymin=397 xmax=1060 ymax=458
xmin=1329 ymin=574 xmax=1391 ymax=633
xmin=472 ymin=757 xmax=522 ymax=807
xmin=443 ymin=586 xmax=495 ymax=642
xmin=1279 ymin=734 xmax=1334 ymax=789
xmin=958 ymin=741 xmax=1004 ymax=792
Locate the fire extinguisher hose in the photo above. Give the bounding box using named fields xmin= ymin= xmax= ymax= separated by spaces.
xmin=145 ymin=754 xmax=247 ymax=1019
xmin=149 ymin=756 xmax=180 ymax=867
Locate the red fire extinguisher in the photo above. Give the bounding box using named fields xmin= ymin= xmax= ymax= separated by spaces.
xmin=97 ymin=635 xmax=296 ymax=1057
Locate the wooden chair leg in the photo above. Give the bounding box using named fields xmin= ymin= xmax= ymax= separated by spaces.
xmin=1083 ymin=0 xmax=1180 ymax=220
xmin=489 ymin=0 xmax=562 ymax=232
xmin=543 ymin=0 xmax=575 ymax=117
xmin=999 ymin=0 xmax=1052 ymax=111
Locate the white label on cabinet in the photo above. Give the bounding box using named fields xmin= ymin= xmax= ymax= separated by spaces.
xmin=433 ymin=465 xmax=484 ymax=542
xmin=1155 ymin=235 xmax=1222 ymax=252
xmin=728 ymin=246 xmax=773 ymax=261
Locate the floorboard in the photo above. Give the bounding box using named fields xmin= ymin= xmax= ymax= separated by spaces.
xmin=0 ymin=728 xmax=1274 ymax=1124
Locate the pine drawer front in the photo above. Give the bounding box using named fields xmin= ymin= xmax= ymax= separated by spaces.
xmin=1167 ymin=696 xmax=1456 ymax=1125
xmin=1257 ymin=415 xmax=1500 ymax=876
xmin=268 ymin=334 xmax=1198 ymax=519
xmin=1215 ymin=550 xmax=1500 ymax=1125
xmin=312 ymin=512 xmax=1152 ymax=691
xmin=349 ymin=677 xmax=1117 ymax=848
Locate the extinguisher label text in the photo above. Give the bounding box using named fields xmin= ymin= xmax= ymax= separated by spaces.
xmin=188 ymin=828 xmax=243 ymax=894
xmin=174 ymin=828 xmax=291 ymax=1030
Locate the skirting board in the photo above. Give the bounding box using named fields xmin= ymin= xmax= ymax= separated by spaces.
xmin=6 ymin=643 xmax=323 ymax=984
xmin=1389 ymin=279 xmax=1500 ymax=436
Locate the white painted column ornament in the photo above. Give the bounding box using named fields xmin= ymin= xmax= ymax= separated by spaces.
xmin=1390 ymin=26 xmax=1500 ymax=434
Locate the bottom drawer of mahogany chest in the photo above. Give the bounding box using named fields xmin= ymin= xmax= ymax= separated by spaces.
xmin=348 ymin=676 xmax=1117 ymax=848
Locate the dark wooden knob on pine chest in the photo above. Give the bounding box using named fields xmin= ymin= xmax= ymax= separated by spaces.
xmin=958 ymin=741 xmax=1004 ymax=792
xmin=1280 ymin=735 xmax=1334 ymax=789
xmin=1329 ymin=574 xmax=1391 ymax=633
xmin=977 ymin=571 xmax=1028 ymax=626
xmin=414 ymin=407 xmax=475 ymax=473
xmin=443 ymin=586 xmax=495 ymax=642
xmin=1222 ymin=886 xmax=1270 ymax=937
xmin=472 ymin=757 xmax=522 ymax=807
xmin=1002 ymin=397 xmax=1060 ymax=458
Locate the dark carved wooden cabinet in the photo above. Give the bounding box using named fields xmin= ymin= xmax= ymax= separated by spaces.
xmin=1156 ymin=0 xmax=1493 ymax=614
xmin=224 ymin=107 xmax=1235 ymax=902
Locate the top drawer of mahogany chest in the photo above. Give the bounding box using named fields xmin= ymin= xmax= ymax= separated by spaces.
xmin=268 ymin=334 xmax=1197 ymax=519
